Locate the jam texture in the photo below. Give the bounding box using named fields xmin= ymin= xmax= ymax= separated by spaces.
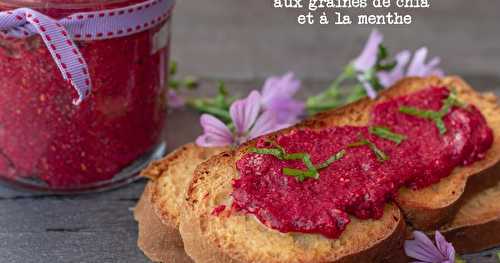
xmin=233 ymin=87 xmax=493 ymax=239
xmin=0 ymin=1 xmax=169 ymax=188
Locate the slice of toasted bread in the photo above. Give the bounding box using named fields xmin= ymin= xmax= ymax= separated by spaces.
xmin=179 ymin=76 xmax=500 ymax=262
xmin=181 ymin=152 xmax=406 ymax=263
xmin=279 ymin=76 xmax=500 ymax=230
xmin=141 ymin=143 xmax=226 ymax=227
xmin=134 ymin=182 xmax=192 ymax=263
xmin=135 ymin=143 xmax=226 ymax=262
xmin=439 ymin=168 xmax=500 ymax=253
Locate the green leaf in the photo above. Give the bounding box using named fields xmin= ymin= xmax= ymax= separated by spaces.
xmin=282 ymin=167 xmax=317 ymax=182
xmin=377 ymin=44 xmax=389 ymax=62
xmin=302 ymin=155 xmax=318 ymax=175
xmin=251 ymin=142 xmax=345 ymax=182
xmin=315 ymin=150 xmax=346 ymax=169
xmin=440 ymin=89 xmax=465 ymax=115
xmin=369 ymin=126 xmax=406 ymax=144
xmin=399 ymin=106 xmax=441 ymax=119
xmin=348 ymin=138 xmax=388 ymax=162
xmin=376 ymin=61 xmax=397 ymax=71
xmin=348 ymin=139 xmax=370 ymax=148
xmin=169 ymin=79 xmax=180 ymax=89
xmin=455 ymin=255 xmax=466 ymax=263
xmin=434 ymin=118 xmax=447 ymax=135
xmin=249 ymin=147 xmax=283 ymax=159
xmin=496 ymin=251 xmax=500 ymax=262
xmin=183 ymin=76 xmax=199 ymax=90
xmin=345 ymin=84 xmax=367 ymax=103
xmin=283 ymin=152 xmax=306 ymax=160
xmin=188 ymin=100 xmax=232 ymax=123
xmin=370 ymin=143 xmax=389 ymax=161
xmin=217 ymin=81 xmax=228 ymax=96
xmin=169 ymin=60 xmax=178 ymax=75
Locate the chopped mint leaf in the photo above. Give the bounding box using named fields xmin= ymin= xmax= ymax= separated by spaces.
xmin=400 ymin=90 xmax=464 ymax=136
xmin=369 ymin=126 xmax=406 ymax=144
xmin=399 ymin=106 xmax=441 ymax=119
xmin=283 ymin=168 xmax=317 ymax=182
xmin=348 ymin=138 xmax=388 ymax=162
xmin=315 ymin=150 xmax=346 ymax=170
xmin=251 ymin=142 xmax=345 ymax=182
xmin=249 ymin=147 xmax=283 ymax=158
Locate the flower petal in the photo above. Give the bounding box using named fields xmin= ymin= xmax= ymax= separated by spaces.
xmin=406 ymin=47 xmax=429 ymax=76
xmin=230 ymin=90 xmax=261 ymax=134
xmin=357 ymin=75 xmax=378 ymax=99
xmin=405 ymin=231 xmax=445 ymax=262
xmin=195 ymin=134 xmax=232 ymax=147
xmin=435 ymin=231 xmax=455 ymax=262
xmin=264 ymin=97 xmax=305 ymax=124
xmin=261 ymin=72 xmax=301 ymax=107
xmin=377 ymin=50 xmax=411 ymax=87
xmin=196 ymin=114 xmax=233 ymax=147
xmin=248 ymin=111 xmax=281 ymax=140
xmin=353 ymin=29 xmax=384 ymax=72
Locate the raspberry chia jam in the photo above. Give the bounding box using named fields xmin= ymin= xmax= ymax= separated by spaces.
xmin=0 ymin=0 xmax=172 ymax=192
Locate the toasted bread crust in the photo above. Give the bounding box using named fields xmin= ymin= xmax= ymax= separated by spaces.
xmin=142 ymin=143 xmax=226 ymax=227
xmin=136 ymin=143 xmax=226 ymax=263
xmin=181 ymin=152 xmax=406 ymax=263
xmin=439 ymin=166 xmax=500 ymax=253
xmin=134 ymin=182 xmax=193 ymax=263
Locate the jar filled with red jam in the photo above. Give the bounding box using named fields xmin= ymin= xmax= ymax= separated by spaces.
xmin=0 ymin=0 xmax=171 ymax=192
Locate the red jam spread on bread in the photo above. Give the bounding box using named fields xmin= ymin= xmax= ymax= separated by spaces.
xmin=232 ymin=87 xmax=493 ymax=239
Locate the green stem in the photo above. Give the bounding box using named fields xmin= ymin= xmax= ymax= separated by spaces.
xmin=306 ymin=64 xmax=356 ymax=114
xmin=187 ymin=99 xmax=232 ymax=123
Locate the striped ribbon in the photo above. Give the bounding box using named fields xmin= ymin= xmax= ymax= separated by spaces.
xmin=0 ymin=0 xmax=175 ymax=105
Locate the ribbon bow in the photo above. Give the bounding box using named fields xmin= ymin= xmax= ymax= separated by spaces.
xmin=0 ymin=0 xmax=174 ymax=105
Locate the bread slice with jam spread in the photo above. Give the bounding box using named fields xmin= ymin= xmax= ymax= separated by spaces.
xmin=179 ymin=76 xmax=500 ymax=262
xmin=181 ymin=151 xmax=406 ymax=263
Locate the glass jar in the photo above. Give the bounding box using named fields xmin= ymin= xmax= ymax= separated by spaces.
xmin=0 ymin=0 xmax=171 ymax=192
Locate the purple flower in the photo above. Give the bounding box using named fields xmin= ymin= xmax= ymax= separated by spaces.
xmin=404 ymin=231 xmax=456 ymax=263
xmin=352 ymin=29 xmax=383 ymax=99
xmin=260 ymin=72 xmax=305 ymax=125
xmin=196 ymin=91 xmax=282 ymax=147
xmin=353 ymin=29 xmax=383 ymax=72
xmin=167 ymin=89 xmax=185 ymax=108
xmin=378 ymin=47 xmax=444 ymax=88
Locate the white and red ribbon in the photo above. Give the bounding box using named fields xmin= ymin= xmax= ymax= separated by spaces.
xmin=0 ymin=0 xmax=175 ymax=105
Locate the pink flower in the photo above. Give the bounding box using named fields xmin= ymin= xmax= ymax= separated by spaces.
xmin=260 ymin=72 xmax=305 ymax=124
xmin=196 ymin=91 xmax=281 ymax=147
xmin=353 ymin=29 xmax=383 ymax=72
xmin=405 ymin=231 xmax=456 ymax=263
xmin=167 ymin=89 xmax=185 ymax=108
xmin=378 ymin=47 xmax=444 ymax=88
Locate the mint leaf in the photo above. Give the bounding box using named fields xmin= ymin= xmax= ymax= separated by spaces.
xmin=369 ymin=126 xmax=406 ymax=144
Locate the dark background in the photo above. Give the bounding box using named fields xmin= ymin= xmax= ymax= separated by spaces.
xmin=1 ymin=0 xmax=499 ymax=262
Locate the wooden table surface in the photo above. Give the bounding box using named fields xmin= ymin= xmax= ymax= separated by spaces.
xmin=1 ymin=0 xmax=500 ymax=262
